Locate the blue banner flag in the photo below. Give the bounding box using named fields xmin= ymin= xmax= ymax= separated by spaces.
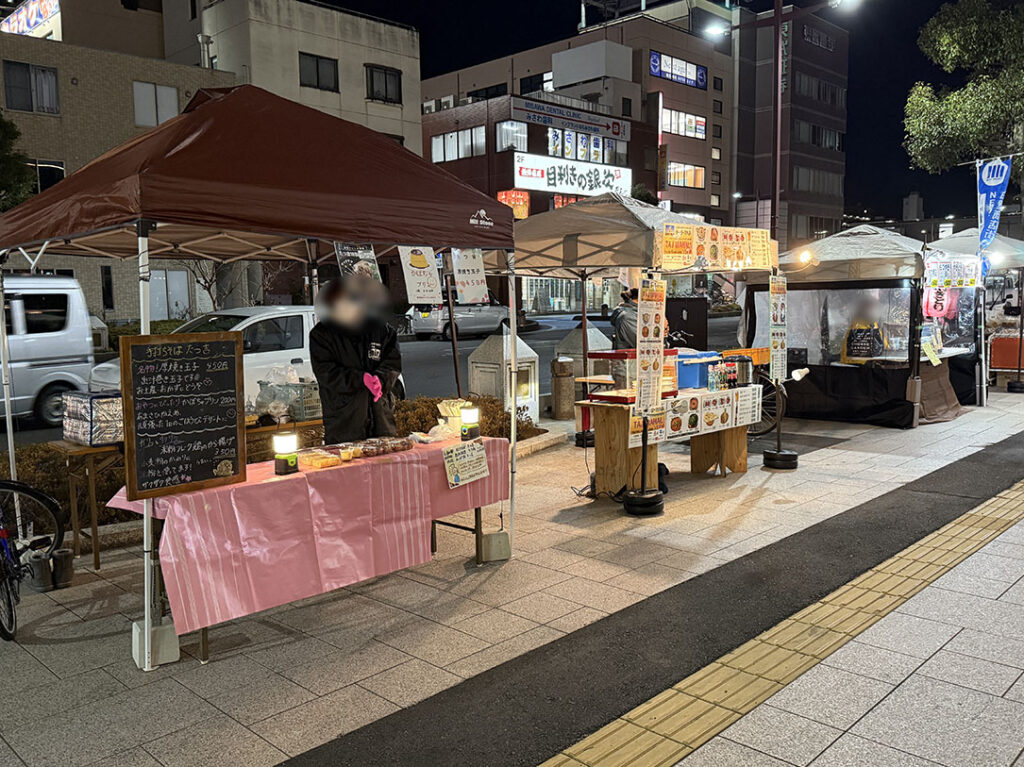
xmin=978 ymin=157 xmax=1012 ymax=265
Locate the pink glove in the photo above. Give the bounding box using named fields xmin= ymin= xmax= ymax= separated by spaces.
xmin=363 ymin=373 xmax=383 ymax=403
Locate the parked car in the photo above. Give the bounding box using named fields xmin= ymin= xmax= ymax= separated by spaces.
xmin=408 ymin=292 xmax=508 ymax=340
xmin=0 ymin=275 xmax=94 ymax=427
xmin=90 ymin=305 xmax=405 ymax=400
xmin=986 ymin=273 xmax=1020 ymax=313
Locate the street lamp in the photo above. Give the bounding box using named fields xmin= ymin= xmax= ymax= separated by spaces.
xmin=704 ymin=0 xmax=862 ymax=244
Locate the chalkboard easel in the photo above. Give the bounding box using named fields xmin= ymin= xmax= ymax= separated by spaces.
xmin=120 ymin=332 xmax=247 ymax=501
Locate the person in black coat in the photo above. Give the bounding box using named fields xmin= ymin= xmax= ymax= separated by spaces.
xmin=310 ymin=277 xmax=402 ymax=444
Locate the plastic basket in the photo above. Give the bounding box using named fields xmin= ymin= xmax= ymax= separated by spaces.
xmin=721 ymin=347 xmax=770 ymax=366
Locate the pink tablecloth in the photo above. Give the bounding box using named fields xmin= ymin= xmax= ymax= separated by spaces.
xmin=108 ymin=439 xmax=509 ymax=634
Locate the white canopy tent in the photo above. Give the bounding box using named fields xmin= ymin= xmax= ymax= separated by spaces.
xmin=777 ymin=224 xmax=927 ymax=282
xmin=928 ymin=227 xmax=1024 ymax=271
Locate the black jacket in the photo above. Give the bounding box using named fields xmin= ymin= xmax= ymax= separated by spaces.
xmin=310 ymin=318 xmax=402 ymax=443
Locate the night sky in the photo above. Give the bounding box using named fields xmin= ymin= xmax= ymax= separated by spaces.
xmin=335 ymin=0 xmax=969 ymax=219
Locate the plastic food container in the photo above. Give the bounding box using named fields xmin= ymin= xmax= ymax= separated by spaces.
xmin=676 ymin=352 xmax=721 ymax=389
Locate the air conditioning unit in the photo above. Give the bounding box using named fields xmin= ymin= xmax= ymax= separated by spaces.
xmin=422 ymin=101 xmax=437 ymax=114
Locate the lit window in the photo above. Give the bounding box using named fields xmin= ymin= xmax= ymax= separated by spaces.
xmin=495 ymin=120 xmax=527 ymax=152
xmin=661 ymin=107 xmax=706 ymax=140
xmin=711 ymin=147 xmax=722 ymax=161
xmin=667 ymin=162 xmax=706 ymax=189
xmin=710 ymin=194 xmax=721 ymax=207
xmin=430 ymin=126 xmax=488 ymax=162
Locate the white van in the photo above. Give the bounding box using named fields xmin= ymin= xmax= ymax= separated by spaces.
xmin=0 ymin=275 xmax=94 ymax=426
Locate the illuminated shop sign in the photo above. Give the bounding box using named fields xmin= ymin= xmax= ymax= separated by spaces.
xmin=1 ymin=0 xmax=59 ymax=35
xmin=649 ymin=51 xmax=707 ymax=91
xmin=497 ymin=190 xmax=530 ymax=219
xmin=511 ymin=96 xmax=631 ymax=142
xmin=514 ymin=152 xmax=632 ymax=197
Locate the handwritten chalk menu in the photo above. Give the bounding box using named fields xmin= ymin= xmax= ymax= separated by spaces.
xmin=121 ymin=332 xmax=246 ymax=501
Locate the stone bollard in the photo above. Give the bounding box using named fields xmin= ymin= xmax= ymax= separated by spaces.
xmin=551 ymin=356 xmax=576 ymax=420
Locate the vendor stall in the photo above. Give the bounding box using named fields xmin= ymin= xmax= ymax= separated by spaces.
xmin=0 ymin=85 xmax=517 ymax=670
xmin=741 ymin=225 xmax=974 ymax=427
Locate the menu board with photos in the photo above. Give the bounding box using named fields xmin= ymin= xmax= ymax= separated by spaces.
xmin=660 ymin=223 xmax=777 ymax=272
xmin=699 ymin=390 xmax=735 ymax=434
xmin=635 ymin=278 xmax=667 ymax=415
xmin=121 ymin=332 xmax=246 ymax=501
xmin=628 ymin=407 xmax=667 ymax=449
xmin=769 ymin=275 xmax=788 ymax=383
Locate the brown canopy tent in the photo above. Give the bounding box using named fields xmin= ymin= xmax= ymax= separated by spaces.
xmin=0 ymin=84 xmax=516 ymax=670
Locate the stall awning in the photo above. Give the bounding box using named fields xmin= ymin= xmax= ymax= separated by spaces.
xmin=0 ymin=85 xmax=514 ymax=260
xmin=775 ymin=225 xmax=925 ymax=282
xmin=928 ymin=227 xmax=1024 ymax=271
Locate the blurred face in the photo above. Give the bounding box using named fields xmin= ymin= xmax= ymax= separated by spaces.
xmin=319 ymin=274 xmax=389 ymax=328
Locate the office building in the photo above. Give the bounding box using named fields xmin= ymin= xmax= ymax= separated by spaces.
xmin=732 ymin=3 xmax=848 ymax=250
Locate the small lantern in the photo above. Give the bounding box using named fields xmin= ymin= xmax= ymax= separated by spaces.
xmin=468 ymin=334 xmax=540 ymax=422
xmin=460 ymin=406 xmax=480 ymax=441
xmin=273 ymin=432 xmax=299 ymax=475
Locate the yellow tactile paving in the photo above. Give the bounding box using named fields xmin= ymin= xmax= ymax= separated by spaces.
xmin=538 ymin=478 xmax=1024 ymax=767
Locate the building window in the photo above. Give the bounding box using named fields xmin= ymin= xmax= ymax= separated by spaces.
xmin=712 ymin=123 xmax=723 ymax=139
xmin=792 ymin=166 xmax=843 ymax=197
xmin=650 ymin=50 xmax=708 ymax=90
xmin=520 ymin=72 xmax=552 ymax=94
xmin=711 ymin=147 xmax=722 ymax=161
xmin=711 ymin=170 xmax=721 ymax=185
xmin=133 ymin=81 xmax=178 ymax=127
xmin=467 ymin=83 xmax=507 ymax=100
xmin=3 ymin=61 xmax=58 ymax=114
xmin=431 ymin=126 xmax=486 ymax=162
xmin=713 ymin=76 xmax=723 ymax=91
xmin=546 ymin=128 xmax=614 ymax=164
xmin=189 ymin=0 xmax=197 ymax=19
xmin=150 ymin=269 xmax=191 ymax=321
xmin=710 ymin=194 xmax=721 ymax=207
xmin=713 ymin=99 xmax=723 ymax=114
xmin=365 ymin=64 xmax=401 ymax=103
xmin=495 ymin=120 xmax=527 ymax=152
xmin=100 ymin=265 xmax=115 ymax=311
xmin=298 ymin=53 xmax=338 ymax=92
xmin=622 ymin=97 xmax=632 ymax=117
xmin=25 ymin=159 xmax=64 ymax=193
xmin=794 ymin=72 xmax=846 ymax=108
xmin=793 ymin=119 xmax=845 ymax=151
xmin=661 ymin=108 xmax=706 ymax=140
xmin=667 ymin=162 xmax=705 ymax=189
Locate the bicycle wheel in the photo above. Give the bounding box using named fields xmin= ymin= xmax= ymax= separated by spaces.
xmin=0 ymin=481 xmax=65 ymax=561
xmin=0 ymin=576 xmax=16 ymax=641
xmin=748 ymin=372 xmax=787 ymax=437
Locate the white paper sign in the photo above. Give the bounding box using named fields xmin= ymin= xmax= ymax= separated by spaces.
xmin=442 ymin=441 xmax=490 ymax=488
xmin=635 ymin=278 xmax=667 ymax=415
xmin=452 ymin=248 xmax=488 ymax=305
xmin=399 ymin=246 xmax=443 ymax=304
xmin=769 ymin=275 xmax=787 ymax=383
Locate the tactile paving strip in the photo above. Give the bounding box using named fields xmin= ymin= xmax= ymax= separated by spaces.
xmin=540 ymin=482 xmax=1024 ymax=767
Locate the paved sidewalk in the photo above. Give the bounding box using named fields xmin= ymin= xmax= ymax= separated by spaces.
xmin=0 ymin=393 xmax=1023 ymax=765
xmin=678 ymin=517 xmax=1024 ymax=767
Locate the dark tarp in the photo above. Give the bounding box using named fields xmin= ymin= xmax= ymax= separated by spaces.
xmin=0 ymin=85 xmax=514 ymax=257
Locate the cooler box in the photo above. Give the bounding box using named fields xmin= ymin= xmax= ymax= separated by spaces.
xmin=677 ymin=352 xmax=721 ymax=389
xmin=62 ymin=390 xmax=123 ymax=446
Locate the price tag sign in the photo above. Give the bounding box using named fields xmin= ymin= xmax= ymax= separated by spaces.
xmin=922 ymin=340 xmax=942 ymax=367
xmin=636 ymin=278 xmax=667 ymax=415
xmin=769 ymin=275 xmax=788 ymax=382
xmin=442 ymin=441 xmax=490 ymax=488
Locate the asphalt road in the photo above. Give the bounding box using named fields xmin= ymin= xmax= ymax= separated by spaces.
xmin=0 ymin=313 xmax=740 ymax=444
xmin=402 ymin=313 xmax=741 ymax=399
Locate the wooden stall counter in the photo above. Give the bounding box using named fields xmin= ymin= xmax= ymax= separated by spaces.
xmin=578 ymin=400 xmax=749 ymax=497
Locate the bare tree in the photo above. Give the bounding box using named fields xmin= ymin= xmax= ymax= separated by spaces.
xmin=183 ymin=260 xmax=248 ymax=310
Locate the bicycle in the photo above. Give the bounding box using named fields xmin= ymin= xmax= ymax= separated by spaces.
xmin=0 ymin=480 xmax=65 ymax=641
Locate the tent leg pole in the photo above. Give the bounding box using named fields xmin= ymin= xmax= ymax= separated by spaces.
xmin=0 ymin=268 xmax=17 ymax=488
xmin=506 ymin=250 xmax=517 ymax=553
xmin=137 ymin=228 xmax=155 ymax=672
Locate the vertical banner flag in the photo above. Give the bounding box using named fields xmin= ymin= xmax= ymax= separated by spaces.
xmin=451 ymin=248 xmax=488 ymax=304
xmin=978 ymin=157 xmax=1012 ymax=274
xmin=769 ymin=275 xmax=787 ymax=383
xmin=636 ymin=278 xmax=667 ymax=415
xmin=398 ymin=246 xmax=443 ymax=304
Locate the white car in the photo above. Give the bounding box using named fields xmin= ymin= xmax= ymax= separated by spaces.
xmin=408 ymin=292 xmax=508 ymax=340
xmin=91 ymin=306 xmax=317 ymax=399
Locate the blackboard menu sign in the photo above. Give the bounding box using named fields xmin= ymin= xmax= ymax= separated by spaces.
xmin=120 ymin=332 xmax=246 ymax=501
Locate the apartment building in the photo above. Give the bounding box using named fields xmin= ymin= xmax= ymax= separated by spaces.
xmin=0 ymin=0 xmax=424 ymax=319
xmin=0 ymin=29 xmax=235 ymax=321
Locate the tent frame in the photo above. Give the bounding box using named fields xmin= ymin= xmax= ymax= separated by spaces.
xmin=0 ymin=220 xmax=517 ymax=672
